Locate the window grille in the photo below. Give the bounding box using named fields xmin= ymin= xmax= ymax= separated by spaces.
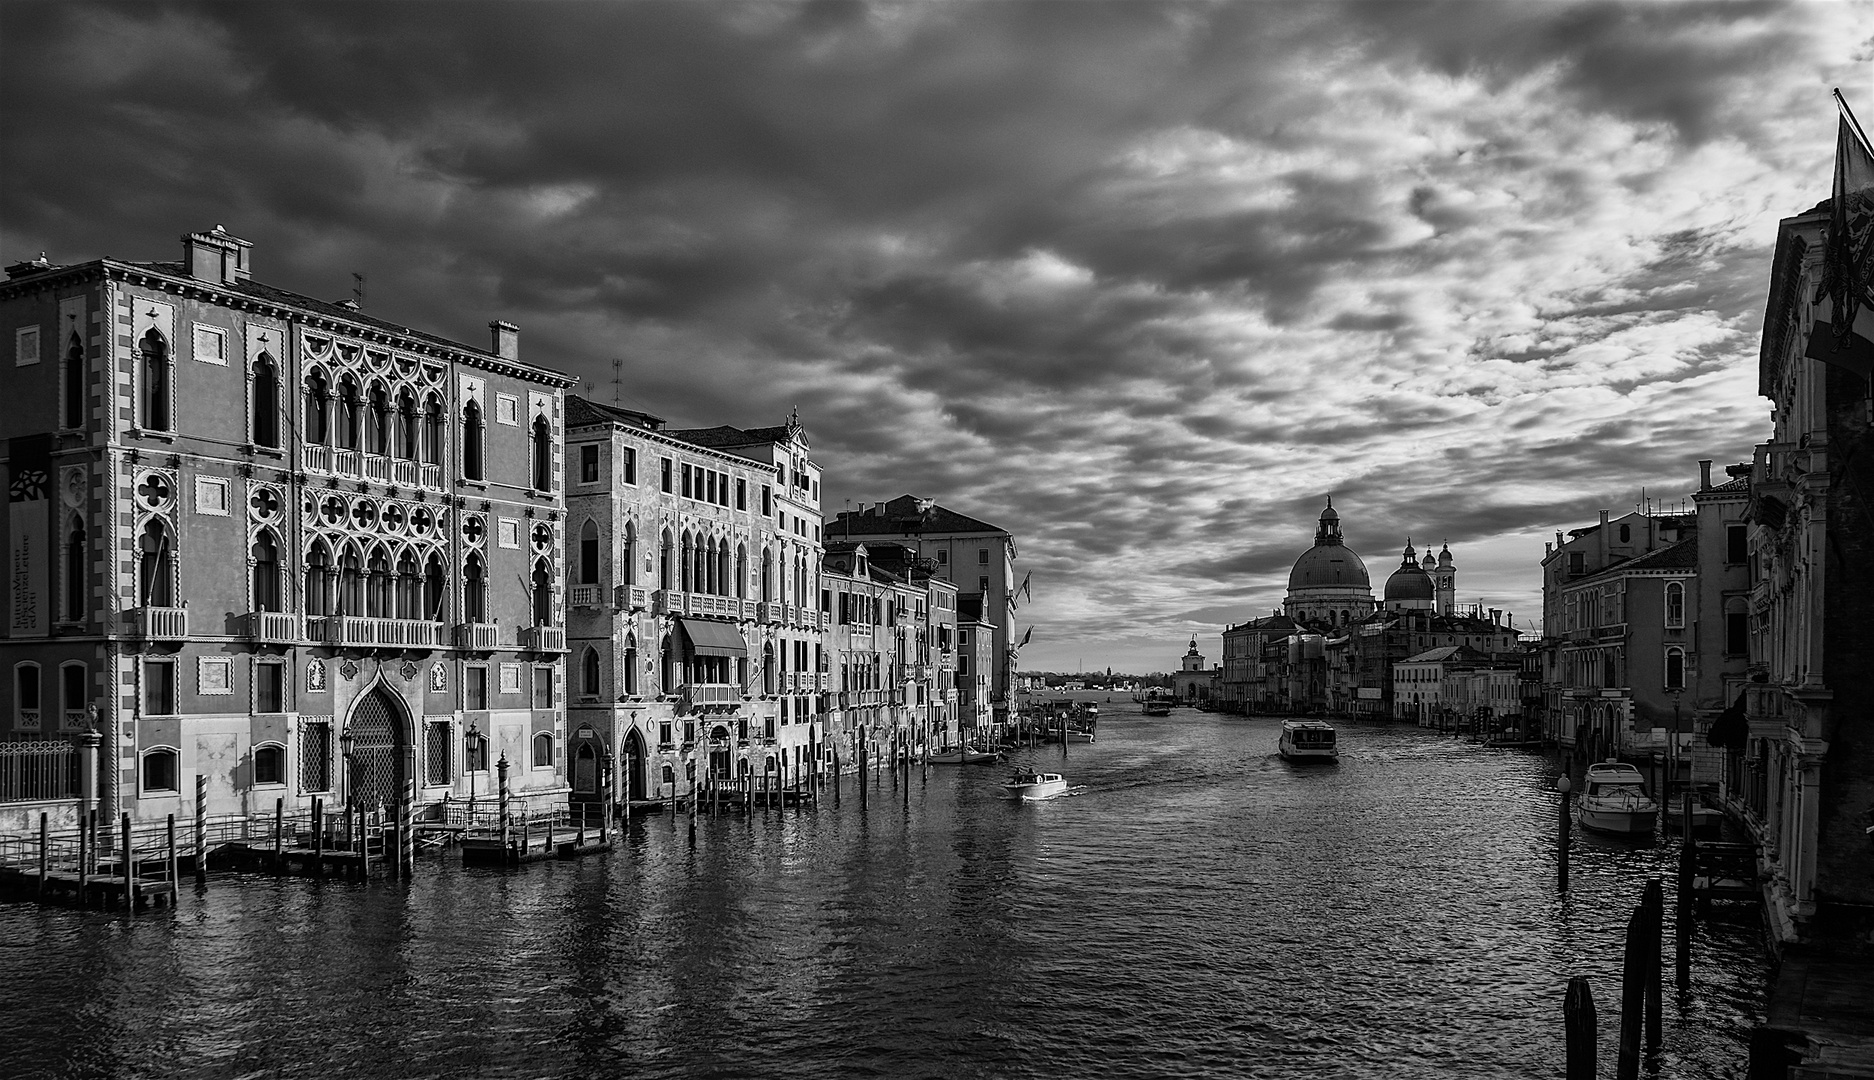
xmin=425 ymin=720 xmax=451 ymax=786
xmin=300 ymin=720 xmax=332 ymax=792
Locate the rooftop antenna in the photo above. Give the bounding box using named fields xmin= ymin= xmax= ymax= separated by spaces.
xmin=351 ymin=273 xmax=365 ymax=310
xmin=611 ymin=359 xmax=623 ymax=406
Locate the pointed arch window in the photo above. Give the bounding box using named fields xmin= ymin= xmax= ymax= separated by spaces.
xmin=252 ymin=530 xmax=282 ymax=613
xmin=423 ymin=393 xmax=444 ymax=465
xmin=623 ymin=637 xmax=638 ymax=695
xmin=305 ymin=541 xmax=333 ymax=617
xmin=579 ymin=520 xmax=600 ymax=585
xmin=735 ymin=545 xmax=747 ymax=599
xmin=464 ymin=553 xmax=487 ymax=623
xmin=532 ymin=558 xmax=553 ymax=626
xmin=368 ymin=383 xmax=391 ymax=456
xmin=658 ymin=529 xmax=672 ymax=590
xmin=582 ymin=647 xmax=601 ymax=697
xmin=365 ymin=547 xmax=392 ymax=618
xmin=716 ymin=542 xmax=730 ymax=598
xmin=252 ymin=354 xmax=281 ymax=448
xmin=63 ymin=334 xmax=86 ymax=430
xmin=64 ymin=515 xmax=87 ymax=622
xmin=424 ymin=552 xmax=446 ymax=621
xmin=139 ymin=330 xmax=170 ymax=431
xmin=304 ymin=370 xmax=331 ymax=445
xmin=395 ymin=549 xmax=420 ymax=619
xmin=338 ymin=548 xmax=364 ymax=616
xmin=622 ymin=522 xmax=636 ymax=586
xmin=531 ymin=414 xmax=553 ymax=492
xmin=761 ymin=548 xmax=773 ymax=602
xmin=660 ymin=636 xmax=676 ymax=692
xmin=138 ymin=519 xmax=175 ymax=608
xmin=679 ymin=533 xmax=693 ymax=592
xmin=336 ymin=376 xmax=362 ymax=450
xmin=462 ymin=399 xmax=484 ymax=480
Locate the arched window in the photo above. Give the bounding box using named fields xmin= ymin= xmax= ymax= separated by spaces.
xmin=139 ymin=330 xmax=170 ymax=431
xmin=305 ymin=540 xmax=332 ymax=616
xmin=532 ymin=415 xmax=553 ymax=492
xmin=679 ymin=532 xmax=693 ymax=592
xmin=462 ymin=399 xmax=484 ymax=480
xmin=1664 ymin=582 xmax=1685 ymax=628
xmin=64 ymin=335 xmax=86 ymax=430
xmin=582 ymin=647 xmax=601 ymax=696
xmin=716 ymin=541 xmax=730 ymax=597
xmin=304 ymin=369 xmax=330 ymax=445
xmin=532 ymin=559 xmax=553 ymax=626
xmin=337 ymin=375 xmax=361 ymax=450
xmin=424 ymin=552 xmax=446 ymax=621
xmin=396 ymin=388 xmax=418 ymax=460
xmin=579 ymin=520 xmax=600 ymax=585
xmin=423 ymin=393 xmax=444 ymax=465
xmin=365 ymin=547 xmax=392 ymax=618
xmin=252 ymin=354 xmax=280 ymax=448
xmin=367 ymin=383 xmax=390 ymax=456
xmin=14 ymin=662 xmax=41 ymax=728
xmin=138 ymin=519 xmax=175 ymax=608
xmin=1665 ymin=647 xmax=1685 ymax=690
xmin=253 ymin=743 xmax=286 ymax=786
xmin=339 ymin=547 xmax=364 ymax=616
xmin=763 ymin=643 xmax=775 ymax=695
xmin=623 ymin=639 xmax=638 ymax=695
xmin=141 ymin=747 xmax=179 ymax=793
xmin=395 ymin=549 xmax=420 ymax=619
xmin=464 ymin=553 xmax=487 ymax=623
xmin=660 ymin=635 xmax=675 ymax=692
xmin=1619 ymin=523 xmax=1631 ymax=543
xmin=64 ymin=515 xmax=86 ymax=622
xmin=532 ymin=732 xmax=554 ymax=768
xmin=60 ymin=661 xmax=87 ymax=725
xmin=735 ymin=545 xmax=747 ymax=599
xmin=622 ymin=522 xmax=636 ymax=586
xmin=703 ymin=536 xmax=717 ymax=594
xmin=252 ymin=530 xmax=282 ymax=613
xmin=761 ymin=548 xmax=773 ymax=602
xmin=658 ymin=529 xmax=672 ymax=590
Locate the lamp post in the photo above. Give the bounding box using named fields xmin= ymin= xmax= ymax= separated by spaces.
xmin=338 ymin=726 xmax=355 ymax=848
xmin=466 ymin=719 xmax=480 ymax=817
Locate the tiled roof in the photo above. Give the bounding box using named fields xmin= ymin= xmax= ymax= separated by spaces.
xmin=669 ymin=423 xmax=798 ymax=450
xmin=1402 ymin=644 xmax=1488 ymax=664
xmin=567 ymin=395 xmax=664 ymax=431
xmin=1225 ymin=614 xmax=1297 ymax=634
xmin=1582 ymin=534 xmax=1698 ymax=581
xmin=830 ymin=495 xmax=1007 ymax=536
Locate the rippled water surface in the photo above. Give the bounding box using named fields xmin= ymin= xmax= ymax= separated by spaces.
xmin=1 ymin=712 xmax=1768 ymax=1079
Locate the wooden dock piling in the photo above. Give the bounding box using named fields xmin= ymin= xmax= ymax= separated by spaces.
xmin=38 ymin=813 xmax=48 ymax=898
xmin=1564 ymin=976 xmax=1596 ymax=1080
xmin=1557 ymin=775 xmax=1572 ymax=892
xmin=312 ymin=797 xmax=325 ymax=876
xmin=194 ymin=775 xmax=208 ymax=883
xmin=1643 ymin=878 xmax=1663 ymax=1054
xmin=166 ymin=815 xmax=178 ymax=902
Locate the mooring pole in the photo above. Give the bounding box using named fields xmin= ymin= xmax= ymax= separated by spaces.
xmin=859 ymin=726 xmax=868 ymax=809
xmin=1643 ymin=879 xmax=1664 ymax=1055
xmin=273 ymin=798 xmax=285 ymax=864
xmin=166 ymin=814 xmax=178 ymax=903
xmin=1677 ymin=833 xmax=1696 ymax=992
xmin=312 ymin=796 xmax=324 ymax=878
xmin=1617 ymin=894 xmax=1646 ymax=1080
xmin=194 ymin=773 xmax=208 ymax=883
xmin=1565 ymin=977 xmax=1596 ymax=1080
xmin=38 ymin=813 xmax=49 ymax=897
xmin=120 ymin=812 xmax=133 ymax=912
xmin=1556 ymin=774 xmax=1572 ymax=892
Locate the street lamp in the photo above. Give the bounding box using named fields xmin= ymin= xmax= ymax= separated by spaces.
xmin=466 ymin=719 xmax=481 ymax=816
xmin=338 ymin=726 xmax=355 ymax=846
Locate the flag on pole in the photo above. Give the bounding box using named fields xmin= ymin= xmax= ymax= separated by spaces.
xmin=1019 ymin=626 xmax=1033 ymax=648
xmin=1811 ymin=94 xmax=1874 ymax=377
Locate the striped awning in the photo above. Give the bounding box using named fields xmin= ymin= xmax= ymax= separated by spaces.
xmin=678 ymin=617 xmax=747 ymax=657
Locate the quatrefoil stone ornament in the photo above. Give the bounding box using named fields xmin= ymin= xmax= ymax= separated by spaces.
xmin=135 ymin=473 xmax=171 ymax=509
xmin=250 ymin=487 xmax=281 ymax=520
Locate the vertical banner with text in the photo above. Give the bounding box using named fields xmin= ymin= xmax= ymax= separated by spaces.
xmin=7 ymin=435 xmax=53 ymax=637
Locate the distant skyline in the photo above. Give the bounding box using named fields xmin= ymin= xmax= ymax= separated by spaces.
xmin=4 ymin=1 xmax=1869 ymax=672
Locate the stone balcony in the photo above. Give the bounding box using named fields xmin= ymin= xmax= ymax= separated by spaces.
xmin=130 ymin=606 xmax=188 ymax=641
xmin=519 ymin=625 xmax=567 ymax=653
xmin=313 ymin=615 xmax=445 ymax=648
xmin=455 ymin=622 xmax=500 ymax=650
xmin=241 ymin=611 xmax=301 ymax=643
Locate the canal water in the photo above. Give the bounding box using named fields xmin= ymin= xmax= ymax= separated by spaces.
xmin=0 ymin=711 xmax=1768 ymax=1079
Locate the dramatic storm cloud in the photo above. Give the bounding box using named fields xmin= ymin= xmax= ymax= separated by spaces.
xmin=4 ymin=0 xmax=1868 ymax=671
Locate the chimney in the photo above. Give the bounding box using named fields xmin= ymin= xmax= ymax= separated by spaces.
xmin=1597 ymin=509 xmax=1609 ymax=565
xmin=181 ymin=225 xmax=252 ymax=285
xmin=489 ymin=321 xmax=519 ymax=361
xmin=1698 ymin=459 xmax=1712 ymax=490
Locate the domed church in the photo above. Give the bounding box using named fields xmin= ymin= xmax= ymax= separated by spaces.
xmin=1283 ymin=498 xmax=1376 ymax=626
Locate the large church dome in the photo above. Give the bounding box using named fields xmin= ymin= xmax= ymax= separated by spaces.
xmin=1283 ymin=498 xmax=1377 ymax=625
xmin=1384 ymin=540 xmax=1436 ymax=605
xmin=1289 ymin=544 xmax=1371 ymax=591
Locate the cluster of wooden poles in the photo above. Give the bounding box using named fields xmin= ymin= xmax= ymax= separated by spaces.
xmin=680 ymin=723 xmax=935 ymax=847
xmin=1558 ymin=785 xmax=1701 ymax=1079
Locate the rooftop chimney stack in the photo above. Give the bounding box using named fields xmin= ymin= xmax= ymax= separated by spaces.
xmin=1598 ymin=510 xmax=1610 ymax=565
xmin=1698 ymin=459 xmax=1712 ymax=490
xmin=490 ymin=321 xmax=519 ymax=361
xmin=181 ymin=225 xmax=252 ymax=285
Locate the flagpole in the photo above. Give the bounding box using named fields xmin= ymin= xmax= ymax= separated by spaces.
xmin=1836 ymin=88 xmax=1873 ymax=157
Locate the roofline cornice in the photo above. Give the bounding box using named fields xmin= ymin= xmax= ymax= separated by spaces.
xmin=567 ymin=417 xmax=780 ymax=472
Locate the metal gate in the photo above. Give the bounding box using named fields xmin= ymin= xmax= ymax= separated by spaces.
xmin=347 ymin=687 xmax=405 ymax=814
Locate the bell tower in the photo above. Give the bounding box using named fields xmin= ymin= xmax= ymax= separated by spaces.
xmin=1436 ymin=542 xmax=1456 ymax=615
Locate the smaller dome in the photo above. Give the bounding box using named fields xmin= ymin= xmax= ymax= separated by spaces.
xmin=1438 ymin=542 xmax=1454 ymax=568
xmin=1420 ymin=553 xmax=1436 ymax=570
xmin=1386 ymin=565 xmax=1436 ymax=601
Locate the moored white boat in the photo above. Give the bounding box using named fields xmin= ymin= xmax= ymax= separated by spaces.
xmin=1576 ymin=762 xmax=1658 ymax=836
xmin=929 ymin=747 xmax=1000 ymax=765
xmin=1003 ymin=769 xmax=1069 ymax=801
xmin=1278 ymin=719 xmax=1339 ymax=762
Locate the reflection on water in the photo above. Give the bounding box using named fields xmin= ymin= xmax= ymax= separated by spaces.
xmin=0 ymin=713 xmax=1766 ymax=1079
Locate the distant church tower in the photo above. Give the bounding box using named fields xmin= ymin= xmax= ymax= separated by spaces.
xmin=1181 ymin=636 xmax=1205 ymax=672
xmin=1435 ymin=541 xmax=1456 ymax=614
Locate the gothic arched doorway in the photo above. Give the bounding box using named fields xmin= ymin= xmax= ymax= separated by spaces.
xmin=346 ymin=685 xmax=409 ymax=814
xmin=623 ymin=727 xmax=646 ymax=803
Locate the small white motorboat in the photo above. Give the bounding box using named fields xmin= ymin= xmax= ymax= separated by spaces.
xmin=1003 ymin=769 xmax=1069 ymax=801
xmin=1278 ymin=719 xmax=1339 ymax=762
xmin=1576 ymin=762 xmax=1659 ymax=836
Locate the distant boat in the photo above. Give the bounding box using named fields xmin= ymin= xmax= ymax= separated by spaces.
xmin=929 ymin=747 xmax=1000 ymax=765
xmin=1576 ymin=762 xmax=1658 ymax=836
xmin=1278 ymin=720 xmax=1339 ymax=763
xmin=1003 ymin=769 xmax=1069 ymax=801
xmin=1142 ymin=690 xmax=1174 ymax=716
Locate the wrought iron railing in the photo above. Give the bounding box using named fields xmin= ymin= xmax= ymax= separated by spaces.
xmin=0 ymin=741 xmax=79 ymax=804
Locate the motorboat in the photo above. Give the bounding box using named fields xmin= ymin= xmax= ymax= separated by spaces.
xmin=1003 ymin=769 xmax=1069 ymax=801
xmin=929 ymin=747 xmax=1000 ymax=765
xmin=1575 ymin=762 xmax=1659 ymax=836
xmin=1142 ymin=690 xmax=1174 ymax=716
xmin=1278 ymin=719 xmax=1339 ymax=762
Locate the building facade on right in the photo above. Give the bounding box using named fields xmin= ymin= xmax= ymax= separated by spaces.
xmin=1726 ymin=197 xmax=1874 ymax=943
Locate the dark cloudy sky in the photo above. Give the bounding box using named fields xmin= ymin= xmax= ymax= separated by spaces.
xmin=4 ymin=1 xmax=1868 ymax=672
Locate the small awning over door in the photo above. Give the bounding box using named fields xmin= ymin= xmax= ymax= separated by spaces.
xmin=678 ymin=617 xmax=747 ymax=657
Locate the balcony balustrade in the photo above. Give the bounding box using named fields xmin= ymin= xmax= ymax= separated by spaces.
xmin=651 ymin=590 xmax=679 ymax=615
xmin=242 ymin=611 xmax=301 ymax=643
xmin=569 ymin=584 xmax=602 ymax=608
xmin=333 ymin=447 xmax=362 ymax=478
xmin=758 ymin=601 xmax=784 ymax=625
xmin=314 ymin=615 xmax=444 ymax=648
xmin=682 ymin=683 xmax=740 ymax=706
xmin=302 ymin=443 xmax=334 ymax=473
xmin=393 ymin=458 xmax=421 ymax=486
xmin=363 ymin=454 xmax=392 ymax=482
xmin=131 ymin=606 xmax=188 ymax=640
xmin=519 ymin=625 xmax=567 ymax=652
xmin=616 ymin=584 xmax=649 ymax=611
xmin=456 ymin=622 xmax=500 ymax=650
